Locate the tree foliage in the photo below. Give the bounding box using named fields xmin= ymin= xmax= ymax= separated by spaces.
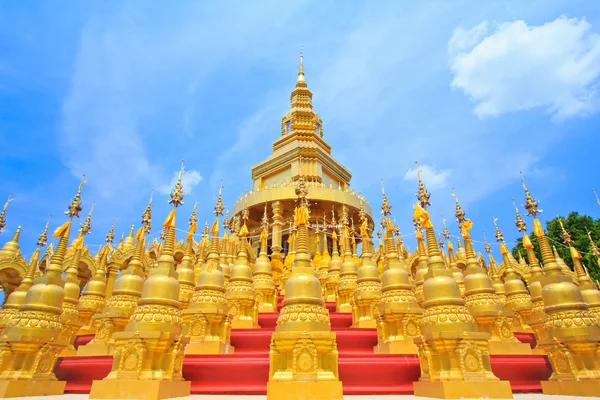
xmin=511 ymin=212 xmax=600 ymax=282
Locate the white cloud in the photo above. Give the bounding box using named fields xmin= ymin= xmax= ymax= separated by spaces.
xmin=159 ymin=169 xmax=203 ymax=195
xmin=403 ymin=164 xmax=452 ymax=190
xmin=449 ymin=16 xmax=600 ymax=120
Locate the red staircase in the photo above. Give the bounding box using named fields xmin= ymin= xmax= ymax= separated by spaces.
xmin=56 ymin=292 xmax=552 ymax=394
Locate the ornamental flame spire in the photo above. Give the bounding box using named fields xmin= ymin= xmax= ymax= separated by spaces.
xmin=0 ymin=193 xmax=13 ymax=233
xmin=513 ymin=198 xmax=527 ymax=232
xmin=37 ymin=215 xmax=51 ymax=247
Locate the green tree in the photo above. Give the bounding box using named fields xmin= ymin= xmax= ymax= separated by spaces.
xmin=511 ymin=212 xmax=600 ymax=282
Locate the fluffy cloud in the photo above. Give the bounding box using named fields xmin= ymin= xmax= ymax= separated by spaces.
xmin=403 ymin=164 xmax=452 ymax=190
xmin=449 ymin=16 xmax=600 ymax=120
xmin=159 ymin=169 xmax=203 ymax=195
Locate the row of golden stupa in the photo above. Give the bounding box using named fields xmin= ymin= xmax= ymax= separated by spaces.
xmin=0 ymin=55 xmax=598 ymax=399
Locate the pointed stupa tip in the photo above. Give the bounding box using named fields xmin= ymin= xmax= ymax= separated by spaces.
xmin=520 ymin=171 xmax=542 ymax=217
xmin=142 ymin=190 xmax=153 ymax=233
xmin=214 ymin=179 xmax=224 ymax=217
xmin=81 ymin=201 xmax=94 ymax=235
xmin=66 ymin=174 xmax=86 ymax=219
xmin=415 ymin=161 xmax=431 ymax=209
xmin=37 ymin=215 xmax=51 ymax=247
xmin=0 ymin=192 xmax=13 ymax=233
xmin=297 ymin=48 xmax=305 ymax=82
xmin=169 ymin=160 xmax=185 ymax=208
xmin=452 ymin=188 xmax=465 ymax=224
xmin=105 ymin=217 xmax=116 ymax=244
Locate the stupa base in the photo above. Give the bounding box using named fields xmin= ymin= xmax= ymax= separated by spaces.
xmin=488 ymin=340 xmax=532 ymax=355
xmin=231 ymin=319 xmax=261 ymax=329
xmin=185 ymin=340 xmax=234 ymax=354
xmin=0 ymin=379 xmax=65 ymax=398
xmin=350 ymin=319 xmax=377 ymax=328
xmin=374 ymin=340 xmax=418 ymax=354
xmin=89 ymin=378 xmax=190 ymax=400
xmin=266 ymin=380 xmax=343 ymax=400
xmin=76 ymin=340 xmax=114 ymax=356
xmin=542 ymin=379 xmax=600 ymax=396
xmin=413 ymin=380 xmax=513 ymax=399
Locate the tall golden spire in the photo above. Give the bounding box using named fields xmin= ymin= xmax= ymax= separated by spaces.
xmin=0 ymin=193 xmax=13 ymax=233
xmin=512 ymin=199 xmax=527 ymax=232
xmin=105 ymin=218 xmax=116 ymax=245
xmin=415 ymin=162 xmax=431 ymax=208
xmin=297 ymin=48 xmax=304 ymax=82
xmin=141 ymin=190 xmax=153 ymax=232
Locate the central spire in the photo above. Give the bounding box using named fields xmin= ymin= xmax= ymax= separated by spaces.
xmin=297 ymin=48 xmax=305 ymax=83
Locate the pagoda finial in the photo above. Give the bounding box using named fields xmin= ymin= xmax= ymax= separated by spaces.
xmin=587 ymin=229 xmax=600 ymax=257
xmin=493 ymin=216 xmax=504 ymax=243
xmin=37 ymin=215 xmax=51 ymax=247
xmin=141 ymin=190 xmax=153 ymax=233
xmin=558 ymin=217 xmax=573 ymax=245
xmin=298 ymin=47 xmax=304 ymax=82
xmin=483 ymin=232 xmax=492 ymax=254
xmin=106 ymin=217 xmax=116 ymax=244
xmin=442 ymin=216 xmax=450 ymax=239
xmin=520 ymin=171 xmax=541 ymax=217
xmin=512 ymin=198 xmax=527 ymax=232
xmin=190 ymin=198 xmax=198 ymax=228
xmin=169 ymin=160 xmax=185 ymax=207
xmin=452 ymin=188 xmax=465 ymax=224
xmin=81 ymin=201 xmax=95 ymax=235
xmin=415 ymin=161 xmax=431 ymax=209
xmin=381 ymin=179 xmax=391 ymax=217
xmin=66 ymin=175 xmax=86 ymax=219
xmin=0 ymin=192 xmax=13 ymax=233
xmin=214 ymin=180 xmax=224 ymax=216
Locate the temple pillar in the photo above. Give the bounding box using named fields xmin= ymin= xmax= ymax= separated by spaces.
xmin=271 ymin=200 xmax=283 ymax=255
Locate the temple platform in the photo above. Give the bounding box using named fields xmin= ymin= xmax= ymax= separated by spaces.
xmin=56 ymin=302 xmax=552 ymax=396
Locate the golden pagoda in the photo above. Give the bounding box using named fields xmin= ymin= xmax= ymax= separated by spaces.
xmin=230 ymin=52 xmax=374 ymax=270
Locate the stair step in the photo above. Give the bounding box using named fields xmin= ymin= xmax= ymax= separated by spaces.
xmin=56 ymin=353 xmax=551 ymax=395
xmin=258 ymin=312 xmax=352 ymax=329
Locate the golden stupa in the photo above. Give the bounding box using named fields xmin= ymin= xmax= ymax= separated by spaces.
xmin=0 ymin=53 xmax=598 ymax=400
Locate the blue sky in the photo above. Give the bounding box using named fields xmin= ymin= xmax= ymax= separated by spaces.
xmin=1 ymin=0 xmax=600 ymax=260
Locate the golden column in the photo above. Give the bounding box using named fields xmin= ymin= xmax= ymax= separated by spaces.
xmin=493 ymin=218 xmax=533 ymax=333
xmin=270 ymin=199 xmax=284 ymax=281
xmin=374 ymin=185 xmax=422 ymax=353
xmin=318 ymin=216 xmax=331 ymax=299
xmin=0 ymin=177 xmax=85 ymax=397
xmin=226 ymin=201 xmax=260 ymax=329
xmin=253 ymin=204 xmax=277 ymax=313
xmin=267 ymin=174 xmax=342 ymax=400
xmin=412 ymin=184 xmax=512 ymax=399
xmin=182 ymin=186 xmax=233 ymax=354
xmin=336 ymin=205 xmax=358 ymax=312
xmin=516 ymin=174 xmax=600 ymax=396
xmin=453 ymin=191 xmax=531 ymax=355
xmin=326 ymin=207 xmax=342 ymax=302
xmin=351 ymin=201 xmax=381 ymax=328
xmin=0 ymin=218 xmax=49 ymax=332
xmin=89 ymin=161 xmax=190 ymax=400
xmin=77 ymin=193 xmax=152 ymax=356
xmin=177 ymin=202 xmax=198 ymax=310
